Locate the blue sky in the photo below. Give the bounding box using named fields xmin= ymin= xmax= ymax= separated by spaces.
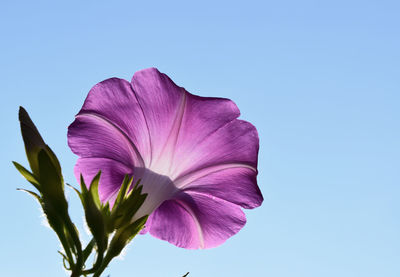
xmin=1 ymin=0 xmax=399 ymax=276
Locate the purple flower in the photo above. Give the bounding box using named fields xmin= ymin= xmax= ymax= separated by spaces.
xmin=68 ymin=68 xmax=263 ymax=249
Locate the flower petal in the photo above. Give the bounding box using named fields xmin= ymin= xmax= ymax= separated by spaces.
xmin=70 ymin=77 xmax=150 ymax=166
xmin=74 ymin=157 xmax=133 ymax=203
xmin=147 ymin=199 xmax=200 ymax=248
xmin=168 ymin=96 xmax=241 ymax=179
xmin=172 ymin=119 xmax=259 ymax=186
xmin=131 ymin=68 xmax=186 ymax=173
xmin=149 ymin=192 xmax=246 ymax=249
xmin=131 ymin=68 xmax=248 ymax=180
xmin=180 ymin=167 xmax=263 ymax=209
xmin=68 ymin=113 xmax=138 ymax=168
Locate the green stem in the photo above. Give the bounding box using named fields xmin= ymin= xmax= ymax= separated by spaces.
xmin=82 ymin=238 xmax=96 ymax=264
xmin=64 ymin=218 xmax=83 ymax=276
xmin=69 ymin=238 xmax=97 ymax=277
xmin=57 ymin=229 xmax=75 ymax=269
xmin=92 ymin=254 xmax=113 ymax=277
xmin=70 ymin=270 xmax=80 ymax=277
xmin=81 ymin=248 xmax=104 ymax=275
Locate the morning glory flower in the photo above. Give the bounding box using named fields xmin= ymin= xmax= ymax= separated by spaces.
xmin=68 ymin=68 xmax=263 ymax=249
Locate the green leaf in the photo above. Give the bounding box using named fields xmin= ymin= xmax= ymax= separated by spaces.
xmin=35 ymin=149 xmax=77 ymax=261
xmin=89 ymin=171 xmax=101 ymax=209
xmin=116 ymin=186 xmax=147 ymax=229
xmin=66 ymin=183 xmax=83 ymax=202
xmin=79 ymin=173 xmax=108 ymax=254
xmin=102 ymin=202 xmax=110 ymax=214
xmin=17 ymin=188 xmax=41 ymax=203
xmin=80 ymin=174 xmax=88 ymax=194
xmin=106 ymin=215 xmax=148 ymax=259
xmin=127 ymin=178 xmax=142 ymax=196
xmin=44 ymin=145 xmax=64 ymax=184
xmin=112 ymin=175 xmax=132 ymax=212
xmin=13 ymin=162 xmax=40 ymax=190
xmin=64 ymin=225 xmax=78 ymax=255
xmin=40 ymin=198 xmax=75 ymax=264
xmin=37 ymin=149 xmax=68 ymax=215
xmin=82 ymin=239 xmax=96 ymax=263
xmin=109 ymin=177 xmax=147 ymax=231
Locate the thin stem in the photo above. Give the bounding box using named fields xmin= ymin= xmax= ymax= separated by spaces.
xmin=64 ymin=218 xmax=83 ymax=276
xmin=57 ymin=229 xmax=75 ymax=268
xmin=82 ymin=238 xmax=96 ymax=264
xmin=92 ymin=254 xmax=113 ymax=277
xmin=81 ymin=249 xmax=104 ymax=275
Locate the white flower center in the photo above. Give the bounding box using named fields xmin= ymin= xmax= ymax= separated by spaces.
xmin=131 ymin=167 xmax=177 ymax=221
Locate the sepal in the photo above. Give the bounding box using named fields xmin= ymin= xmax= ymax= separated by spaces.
xmin=16 ymin=188 xmax=41 ymax=202
xmin=13 ymin=162 xmax=40 ymax=189
xmin=78 ymin=173 xmax=108 ymax=254
xmin=109 ymin=177 xmax=148 ymax=231
xmin=106 ymin=215 xmax=148 ymax=259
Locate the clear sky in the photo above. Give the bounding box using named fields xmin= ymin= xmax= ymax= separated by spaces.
xmin=1 ymin=0 xmax=399 ymax=276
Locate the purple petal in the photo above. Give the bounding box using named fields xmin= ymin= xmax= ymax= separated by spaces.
xmin=171 ymin=120 xmax=261 ymax=210
xmin=131 ymin=68 xmax=261 ymax=211
xmin=68 ymin=77 xmax=153 ymax=202
xmin=148 ymin=200 xmax=200 ymax=248
xmin=181 ymin=167 xmax=263 ymax=209
xmin=71 ymin=77 xmax=151 ymax=166
xmin=131 ymin=68 xmax=186 ymax=173
xmin=172 ymin=119 xmax=259 ymax=180
xmin=68 ymin=113 xmax=138 ymax=168
xmin=131 ymin=69 xmax=258 ymax=179
xmin=139 ymin=214 xmax=153 ymax=234
xmin=149 ymin=191 xmax=246 ymax=249
xmin=74 ymin=157 xmax=133 ymax=203
xmin=171 ymin=120 xmax=261 ymax=208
